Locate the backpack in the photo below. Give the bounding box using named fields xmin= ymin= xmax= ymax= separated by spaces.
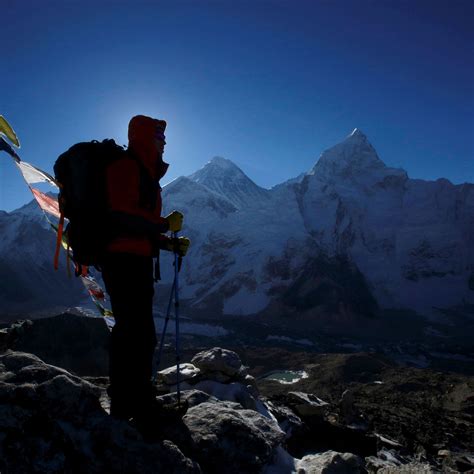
xmin=53 ymin=139 xmax=126 ymax=270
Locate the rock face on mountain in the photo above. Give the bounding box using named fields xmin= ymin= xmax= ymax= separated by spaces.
xmin=300 ymin=129 xmax=474 ymax=313
xmin=1 ymin=130 xmax=473 ymax=320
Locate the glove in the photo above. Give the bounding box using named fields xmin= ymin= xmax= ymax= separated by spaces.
xmin=165 ymin=210 xmax=184 ymax=232
xmin=161 ymin=236 xmax=191 ymax=256
xmin=175 ymin=237 xmax=190 ymax=256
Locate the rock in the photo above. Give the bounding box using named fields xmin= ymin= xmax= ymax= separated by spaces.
xmin=157 ymin=364 xmax=254 ymax=391
xmin=36 ymin=374 xmax=103 ymax=423
xmin=365 ymin=448 xmax=422 ymax=473
xmin=440 ymin=451 xmax=474 ymax=473
xmin=5 ymin=313 xmax=110 ymax=376
xmin=184 ymin=380 xmax=260 ymax=411
xmin=199 ymin=369 xmax=234 ymax=383
xmin=0 ymin=328 xmax=10 ymax=352
xmin=0 ymin=351 xmax=89 ymax=388
xmin=265 ymin=399 xmax=305 ymax=439
xmin=191 ymin=347 xmax=243 ymax=377
xmin=158 ymin=389 xmax=220 ymax=408
xmin=376 ymin=462 xmax=439 ymax=473
xmin=0 ymin=350 xmax=44 ymax=373
xmin=374 ymin=433 xmax=402 ymax=448
xmin=366 ymin=457 xmax=394 ymax=472
xmin=365 ymin=451 xmax=403 ymax=472
xmin=339 ymin=388 xmax=357 ymax=424
xmin=184 ymin=401 xmax=285 ymax=474
xmin=85 ymin=422 xmax=200 ymax=474
xmin=156 ymin=363 xmax=201 ymax=385
xmin=262 ymin=446 xmax=298 ymax=473
xmin=0 ymin=350 xmax=200 ymax=474
xmin=296 ymin=450 xmax=364 ymax=473
xmin=244 ymin=373 xmax=258 ymax=389
xmin=288 ymin=391 xmax=330 ymax=417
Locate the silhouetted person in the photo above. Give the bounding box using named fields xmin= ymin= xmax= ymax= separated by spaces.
xmin=101 ymin=115 xmax=188 ymax=430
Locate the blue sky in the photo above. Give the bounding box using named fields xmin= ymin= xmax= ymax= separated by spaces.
xmin=0 ymin=0 xmax=472 ymax=211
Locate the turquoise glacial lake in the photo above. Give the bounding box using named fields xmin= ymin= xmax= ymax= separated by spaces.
xmin=260 ymin=370 xmax=308 ymax=384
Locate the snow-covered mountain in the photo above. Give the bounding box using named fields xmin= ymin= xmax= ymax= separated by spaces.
xmin=161 ymin=129 xmax=474 ymax=319
xmin=299 ymin=129 xmax=474 ymax=313
xmin=188 ymin=156 xmax=271 ymax=209
xmin=0 ymin=199 xmax=85 ymax=315
xmin=1 ymin=129 xmax=473 ymax=322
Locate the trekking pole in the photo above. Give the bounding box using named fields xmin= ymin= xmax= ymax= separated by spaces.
xmin=153 ymin=279 xmax=176 ymax=380
xmin=173 ymin=231 xmax=182 ymax=407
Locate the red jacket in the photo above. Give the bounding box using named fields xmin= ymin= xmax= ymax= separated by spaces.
xmin=106 ymin=115 xmax=169 ymax=256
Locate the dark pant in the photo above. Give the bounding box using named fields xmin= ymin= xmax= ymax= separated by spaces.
xmin=102 ymin=253 xmax=157 ymax=408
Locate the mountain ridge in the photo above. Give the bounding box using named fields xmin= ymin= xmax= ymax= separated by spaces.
xmin=1 ymin=130 xmax=473 ymax=322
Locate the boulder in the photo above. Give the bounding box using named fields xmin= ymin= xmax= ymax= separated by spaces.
xmin=181 ymin=380 xmax=260 ymax=412
xmin=265 ymin=399 xmax=305 ymax=439
xmin=5 ymin=313 xmax=110 ymax=376
xmin=296 ymin=451 xmax=364 ymax=473
xmin=158 ymin=389 xmax=220 ymax=409
xmin=0 ymin=350 xmax=199 ymax=474
xmin=0 ymin=351 xmax=91 ymax=387
xmin=288 ymin=391 xmax=330 ymax=417
xmin=156 ymin=363 xmax=202 ymax=385
xmin=191 ymin=347 xmax=243 ymax=377
xmin=198 ymin=370 xmax=234 ymax=384
xmin=244 ymin=373 xmax=258 ymax=389
xmin=183 ymin=401 xmax=285 ymax=474
xmin=156 ymin=348 xmax=260 ymax=411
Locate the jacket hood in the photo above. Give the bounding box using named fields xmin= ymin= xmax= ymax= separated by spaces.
xmin=128 ymin=115 xmax=169 ymax=180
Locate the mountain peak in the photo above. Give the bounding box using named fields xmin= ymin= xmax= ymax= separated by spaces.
xmin=309 ymin=129 xmax=385 ymax=179
xmin=208 ymin=156 xmax=238 ymax=169
xmin=188 ymin=157 xmax=269 ymax=208
xmin=308 ymin=129 xmax=408 ymax=184
xmin=189 ymin=156 xmax=246 ymax=182
xmin=349 ymin=128 xmax=368 ymax=140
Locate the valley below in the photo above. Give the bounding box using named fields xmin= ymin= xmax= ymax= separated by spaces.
xmin=155 ymin=311 xmax=474 ymax=471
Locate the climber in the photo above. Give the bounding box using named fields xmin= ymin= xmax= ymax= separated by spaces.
xmin=101 ymin=115 xmax=190 ymax=430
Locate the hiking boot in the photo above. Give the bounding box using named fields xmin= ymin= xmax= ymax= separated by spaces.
xmin=107 ymin=385 xmax=134 ymax=420
xmin=132 ymin=398 xmax=189 ymax=441
xmin=109 ymin=398 xmax=134 ymax=421
xmin=107 ymin=382 xmax=159 ymax=420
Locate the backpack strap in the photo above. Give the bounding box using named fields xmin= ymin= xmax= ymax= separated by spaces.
xmin=53 ymin=211 xmax=65 ymax=270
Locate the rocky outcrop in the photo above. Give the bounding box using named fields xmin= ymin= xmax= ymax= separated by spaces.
xmin=156 ymin=347 xmax=260 ymax=412
xmin=1 ymin=339 xmax=470 ymax=473
xmin=0 ymin=343 xmax=374 ymax=473
xmin=0 ymin=351 xmax=199 ymax=474
xmin=191 ymin=347 xmax=243 ymax=376
xmin=286 ymin=391 xmax=330 ymax=417
xmin=184 ymin=402 xmax=285 ymax=474
xmin=1 ymin=313 xmax=109 ymax=376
